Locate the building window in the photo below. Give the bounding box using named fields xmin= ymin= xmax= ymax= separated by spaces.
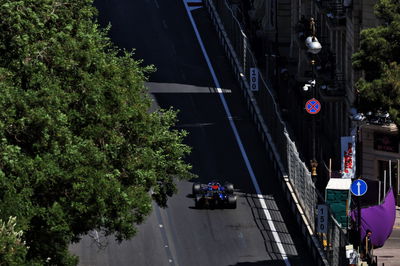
xmin=374 ymin=132 xmax=399 ymax=153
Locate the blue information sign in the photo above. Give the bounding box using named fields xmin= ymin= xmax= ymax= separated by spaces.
xmin=350 ymin=179 xmax=368 ymax=196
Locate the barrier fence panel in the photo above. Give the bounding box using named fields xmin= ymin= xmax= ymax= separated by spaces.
xmin=204 ymin=0 xmax=348 ymax=265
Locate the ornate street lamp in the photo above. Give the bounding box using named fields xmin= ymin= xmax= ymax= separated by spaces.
xmin=304 ymin=18 xmax=322 ymax=181
xmin=305 ymin=18 xmax=322 ymax=54
xmin=306 ymin=36 xmax=322 ymax=54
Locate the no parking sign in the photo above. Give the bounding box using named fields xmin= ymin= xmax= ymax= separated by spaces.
xmin=305 ymin=98 xmax=321 ymax=114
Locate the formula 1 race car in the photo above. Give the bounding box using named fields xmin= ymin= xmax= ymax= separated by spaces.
xmin=192 ymin=181 xmax=237 ymax=209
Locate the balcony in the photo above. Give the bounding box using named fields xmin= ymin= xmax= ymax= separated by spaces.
xmin=343 ymin=0 xmax=352 ymax=9
xmin=314 ymin=0 xmax=330 ymax=10
xmin=314 ymin=51 xmax=346 ymax=100
xmin=314 ymin=0 xmax=346 ymax=28
xmin=318 ymin=68 xmax=346 ymax=99
xmin=294 ymin=17 xmax=311 ymax=45
xmin=326 ymin=2 xmax=346 ymax=28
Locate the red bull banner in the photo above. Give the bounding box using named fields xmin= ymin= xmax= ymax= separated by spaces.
xmin=341 ymin=136 xmax=356 ymax=179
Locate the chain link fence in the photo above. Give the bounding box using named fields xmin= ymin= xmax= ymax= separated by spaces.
xmin=203 ymin=0 xmax=347 ymax=265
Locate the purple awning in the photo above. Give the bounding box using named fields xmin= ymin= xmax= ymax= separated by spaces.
xmin=351 ymin=188 xmax=396 ymax=247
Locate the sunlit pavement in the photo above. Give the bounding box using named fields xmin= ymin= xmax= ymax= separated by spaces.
xmin=373 ymin=206 xmax=400 ymax=265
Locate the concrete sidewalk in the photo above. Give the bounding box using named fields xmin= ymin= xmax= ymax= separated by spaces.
xmin=373 ymin=206 xmax=400 ymax=266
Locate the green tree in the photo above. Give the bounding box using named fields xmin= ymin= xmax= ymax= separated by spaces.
xmin=0 ymin=217 xmax=29 ymax=266
xmin=0 ymin=0 xmax=192 ymax=264
xmin=352 ymin=0 xmax=400 ymax=126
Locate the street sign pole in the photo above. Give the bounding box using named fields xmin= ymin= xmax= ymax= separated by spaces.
xmin=317 ymin=204 xmax=328 ymax=234
xmin=305 ymin=97 xmax=321 ymax=181
xmin=350 ymin=179 xmax=368 ymax=196
xmin=357 ymin=194 xmax=361 ymax=250
xmin=350 ymin=179 xmax=368 ymax=250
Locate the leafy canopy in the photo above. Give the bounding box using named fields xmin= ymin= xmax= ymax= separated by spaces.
xmin=0 ymin=217 xmax=32 ymax=266
xmin=352 ymin=0 xmax=400 ymax=126
xmin=0 ymin=0 xmax=192 ymax=264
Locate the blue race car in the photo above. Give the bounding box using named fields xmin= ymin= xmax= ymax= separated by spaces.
xmin=192 ymin=181 xmax=237 ymax=209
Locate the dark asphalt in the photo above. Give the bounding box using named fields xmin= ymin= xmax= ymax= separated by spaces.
xmin=70 ymin=0 xmax=313 ymax=265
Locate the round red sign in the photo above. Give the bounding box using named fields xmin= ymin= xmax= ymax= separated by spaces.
xmin=305 ymin=98 xmax=321 ymax=114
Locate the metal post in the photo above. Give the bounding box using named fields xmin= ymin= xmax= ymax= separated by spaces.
xmin=378 ymin=181 xmax=381 ymax=205
xmin=310 ymin=59 xmax=318 ymax=179
xmin=398 ymin=159 xmax=400 ymax=198
xmin=358 ymin=126 xmax=360 ymax=177
xmin=356 ymin=124 xmax=365 ymax=175
xmin=312 ymin=115 xmax=316 ymax=160
xmin=389 ymin=160 xmax=392 ymax=188
xmin=355 ymin=121 xmax=363 ymax=250
xmin=305 ymin=17 xmax=321 ymax=181
xmin=357 ymin=195 xmax=362 ymax=250
xmin=384 ymin=170 xmax=387 ymax=198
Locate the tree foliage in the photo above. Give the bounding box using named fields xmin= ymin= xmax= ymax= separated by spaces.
xmin=352 ymin=0 xmax=400 ymax=126
xmin=0 ymin=0 xmax=192 ymax=264
xmin=0 ymin=217 xmax=31 ymax=266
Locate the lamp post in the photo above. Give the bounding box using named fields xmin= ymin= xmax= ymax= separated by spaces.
xmin=310 ymin=59 xmax=318 ymax=178
xmin=351 ymin=112 xmax=367 ymax=250
xmin=304 ymin=18 xmax=322 ymax=181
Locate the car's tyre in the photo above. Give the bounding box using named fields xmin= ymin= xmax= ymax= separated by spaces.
xmin=192 ymin=183 xmax=201 ymax=195
xmin=195 ymin=195 xmax=203 ymax=209
xmin=224 ymin=182 xmax=234 ymax=194
xmin=227 ymin=195 xmax=237 ymax=209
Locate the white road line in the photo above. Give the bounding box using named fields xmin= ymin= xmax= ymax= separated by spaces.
xmin=154 ymin=0 xmax=160 ymax=8
xmin=94 ymin=230 xmax=99 ymax=243
xmin=182 ymin=2 xmax=290 ymax=265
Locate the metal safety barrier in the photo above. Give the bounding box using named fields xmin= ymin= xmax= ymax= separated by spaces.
xmin=203 ymin=0 xmax=347 ymax=265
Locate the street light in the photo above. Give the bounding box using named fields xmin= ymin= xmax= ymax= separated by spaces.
xmin=306 ymin=36 xmax=322 ymax=54
xmin=305 ymin=18 xmax=322 ymax=55
xmin=351 ymin=112 xmax=367 ymax=250
xmin=303 ymin=79 xmax=316 ymax=92
xmin=351 ymin=112 xmax=367 ymax=179
xmin=310 ymin=59 xmax=318 ymax=179
xmin=304 ymin=18 xmax=322 ymax=181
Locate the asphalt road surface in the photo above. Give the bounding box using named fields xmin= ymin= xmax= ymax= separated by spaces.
xmin=70 ymin=1 xmax=313 ymax=265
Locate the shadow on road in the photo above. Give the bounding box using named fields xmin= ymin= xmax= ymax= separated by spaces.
xmin=228 ymin=259 xmax=287 ymax=266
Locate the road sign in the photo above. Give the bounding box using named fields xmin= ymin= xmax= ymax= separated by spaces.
xmin=250 ymin=67 xmax=259 ymax=91
xmin=317 ymin=204 xmax=328 ymax=233
xmin=305 ymin=98 xmax=321 ymax=114
xmin=350 ymin=179 xmax=368 ymax=196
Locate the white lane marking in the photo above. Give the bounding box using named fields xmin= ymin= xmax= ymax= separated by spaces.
xmin=189 ymin=6 xmax=202 ymax=11
xmin=94 ymin=230 xmax=99 ymax=243
xmin=182 ymin=2 xmax=290 ymax=265
xmin=154 ymin=0 xmax=160 ymax=8
xmin=154 ymin=205 xmax=178 ymax=266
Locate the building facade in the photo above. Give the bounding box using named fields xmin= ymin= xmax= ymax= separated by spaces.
xmin=240 ymin=0 xmax=399 ymax=197
xmin=360 ymin=123 xmax=399 ymax=203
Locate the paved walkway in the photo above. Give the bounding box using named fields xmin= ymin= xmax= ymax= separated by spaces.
xmin=373 ymin=206 xmax=400 ymax=266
